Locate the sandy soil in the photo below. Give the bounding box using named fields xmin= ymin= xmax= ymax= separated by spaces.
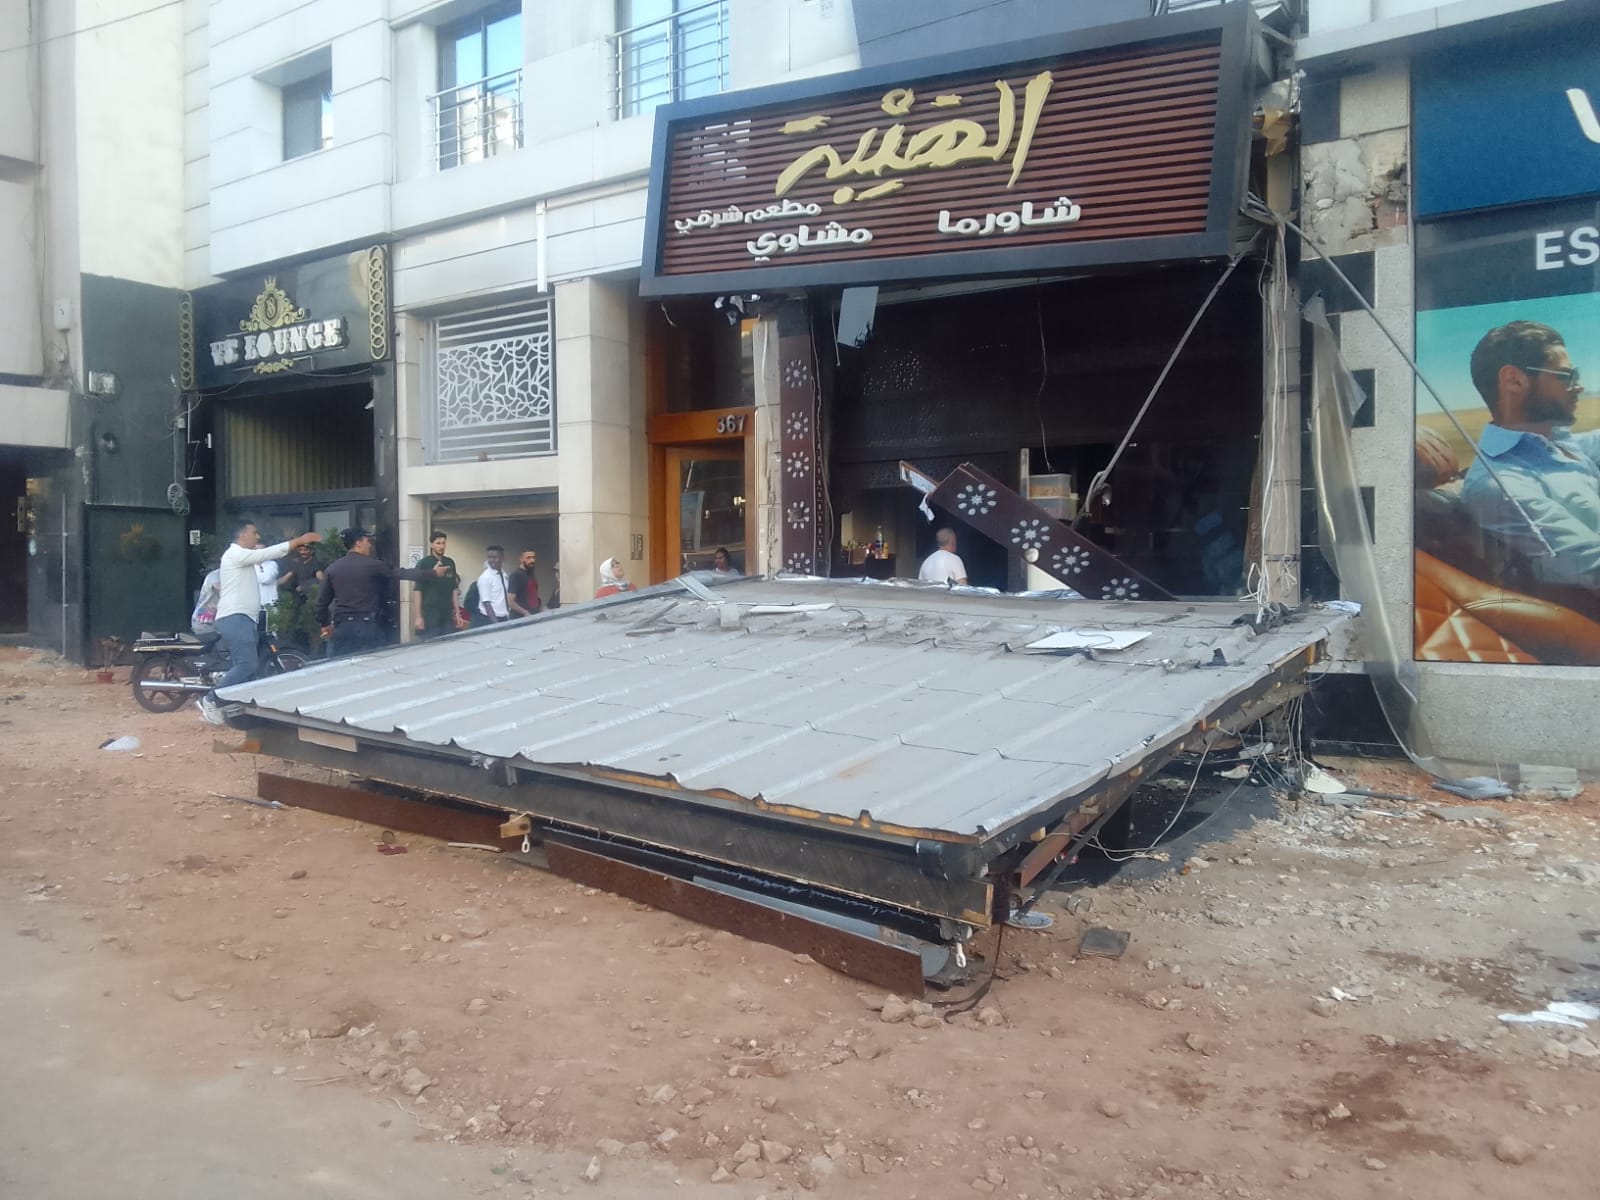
xmin=2 ymin=645 xmax=1598 ymax=1199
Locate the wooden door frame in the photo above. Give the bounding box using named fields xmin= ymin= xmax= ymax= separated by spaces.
xmin=647 ymin=407 xmax=755 ymax=583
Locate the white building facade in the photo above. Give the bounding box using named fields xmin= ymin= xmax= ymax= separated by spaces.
xmin=190 ymin=0 xmax=859 ymax=613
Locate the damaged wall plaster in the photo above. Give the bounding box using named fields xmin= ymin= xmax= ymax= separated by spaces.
xmin=1302 ymin=131 xmax=1408 ymax=256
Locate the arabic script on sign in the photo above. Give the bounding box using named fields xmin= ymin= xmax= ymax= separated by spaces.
xmin=774 ymin=71 xmax=1055 ymax=206
xmin=674 ymin=198 xmax=824 ymax=235
xmin=937 ymin=197 xmax=1082 ymax=237
xmin=746 ymin=222 xmax=874 ymax=262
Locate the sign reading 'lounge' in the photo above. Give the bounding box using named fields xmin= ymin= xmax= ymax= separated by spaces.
xmin=206 ymin=279 xmax=346 ymax=375
xmin=639 ymin=3 xmax=1251 ymax=295
xmin=187 ymin=247 xmax=390 ymax=391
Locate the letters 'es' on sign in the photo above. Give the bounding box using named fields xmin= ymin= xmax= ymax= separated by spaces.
xmin=640 ymin=5 xmax=1251 ymax=295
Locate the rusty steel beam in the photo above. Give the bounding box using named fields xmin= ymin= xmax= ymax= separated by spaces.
xmin=257 ymin=772 xmax=517 ymax=848
xmin=544 ymin=840 xmax=927 ymax=996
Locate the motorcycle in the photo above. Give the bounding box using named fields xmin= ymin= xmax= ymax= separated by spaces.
xmin=129 ymin=625 xmax=308 ymax=713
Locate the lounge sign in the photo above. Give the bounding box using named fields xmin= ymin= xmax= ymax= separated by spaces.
xmin=207 ymin=279 xmax=347 ymax=375
xmin=640 ymin=4 xmax=1250 ymax=296
xmin=188 ymin=246 xmax=390 ymax=390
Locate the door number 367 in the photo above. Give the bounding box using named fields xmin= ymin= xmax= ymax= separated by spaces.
xmin=716 ymin=413 xmax=747 ymax=434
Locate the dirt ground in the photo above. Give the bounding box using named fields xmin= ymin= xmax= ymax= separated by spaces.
xmin=2 ymin=645 xmax=1599 ymax=1200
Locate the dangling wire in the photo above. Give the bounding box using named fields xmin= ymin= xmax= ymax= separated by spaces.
xmin=1077 ymin=239 xmax=1261 ymax=525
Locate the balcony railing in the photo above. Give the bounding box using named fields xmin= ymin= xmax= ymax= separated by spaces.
xmin=608 ymin=0 xmax=729 ymax=120
xmin=431 ymin=68 xmax=523 ymax=171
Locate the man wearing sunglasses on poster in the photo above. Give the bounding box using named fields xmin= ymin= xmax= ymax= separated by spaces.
xmin=1463 ymin=320 xmax=1600 ymax=591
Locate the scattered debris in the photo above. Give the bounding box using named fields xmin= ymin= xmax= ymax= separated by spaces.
xmin=1078 ymin=927 xmax=1131 ymax=959
xmin=1300 ymin=765 xmax=1346 ymax=794
xmin=1432 ymin=776 xmax=1512 ymax=801
xmin=1498 ymin=1001 xmax=1599 ymax=1029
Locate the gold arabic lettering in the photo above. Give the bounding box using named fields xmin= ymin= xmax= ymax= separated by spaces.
xmin=774 ymin=70 xmax=1054 ymax=205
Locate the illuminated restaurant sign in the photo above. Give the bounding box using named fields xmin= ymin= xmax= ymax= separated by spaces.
xmin=640 ymin=3 xmax=1253 ymax=296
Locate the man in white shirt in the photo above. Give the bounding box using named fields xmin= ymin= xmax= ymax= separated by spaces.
xmin=918 ymin=528 xmax=969 ymax=586
xmin=255 ymin=560 xmax=281 ymax=613
xmin=200 ymin=520 xmax=320 ymax=724
xmin=473 ymin=545 xmax=512 ymax=625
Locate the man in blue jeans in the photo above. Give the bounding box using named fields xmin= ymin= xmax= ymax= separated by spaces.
xmin=198 ymin=520 xmax=322 ymax=726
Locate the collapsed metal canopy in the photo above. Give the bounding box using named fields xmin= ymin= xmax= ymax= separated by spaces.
xmin=224 ymin=577 xmax=1342 ymax=939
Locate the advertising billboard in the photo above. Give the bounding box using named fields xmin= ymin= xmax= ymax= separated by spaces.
xmin=1413 ymin=200 xmax=1600 ymax=664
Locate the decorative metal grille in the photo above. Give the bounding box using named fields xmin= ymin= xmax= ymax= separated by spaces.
xmin=428 ymin=299 xmax=555 ymax=463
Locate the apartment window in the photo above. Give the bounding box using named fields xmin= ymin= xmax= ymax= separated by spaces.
xmin=282 ymin=72 xmax=333 ymax=160
xmin=613 ymin=0 xmax=729 ymax=119
xmin=432 ymin=4 xmax=523 ymax=169
xmin=427 ymin=298 xmax=555 ymax=463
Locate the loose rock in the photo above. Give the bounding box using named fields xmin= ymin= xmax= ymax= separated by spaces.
xmin=580 ymin=1157 xmax=601 ymax=1184
xmin=399 ymin=1067 xmax=435 ymax=1097
xmin=1096 ymin=1098 xmax=1126 ymax=1119
xmin=880 ymin=995 xmax=913 ymax=1024
xmin=464 ymin=997 xmax=490 ymax=1017
xmin=1493 ymin=1136 xmax=1535 ymax=1165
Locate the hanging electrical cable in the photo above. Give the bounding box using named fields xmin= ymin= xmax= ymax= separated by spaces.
xmin=1076 ymin=236 xmax=1262 ymax=526
xmin=1240 ymin=192 xmax=1554 ymax=557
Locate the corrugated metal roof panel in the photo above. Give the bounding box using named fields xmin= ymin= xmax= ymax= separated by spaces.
xmin=227 ymin=578 xmax=1341 ymax=840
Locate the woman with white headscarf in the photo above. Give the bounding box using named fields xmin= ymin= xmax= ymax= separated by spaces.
xmin=595 ymin=556 xmax=635 ymax=599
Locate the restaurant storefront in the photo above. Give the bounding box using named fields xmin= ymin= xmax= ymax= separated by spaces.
xmin=638 ymin=3 xmax=1286 ymax=598
xmin=185 ymin=247 xmax=398 ymax=564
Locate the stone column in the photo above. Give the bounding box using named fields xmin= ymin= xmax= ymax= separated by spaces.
xmin=555 ymin=278 xmax=648 ymax=599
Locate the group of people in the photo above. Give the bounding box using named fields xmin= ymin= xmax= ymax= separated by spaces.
xmin=191 ymin=523 xmax=659 ymax=724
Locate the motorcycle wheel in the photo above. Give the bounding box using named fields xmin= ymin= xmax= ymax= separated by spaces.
xmin=130 ymin=653 xmax=192 ymax=713
xmin=271 ymin=651 xmax=309 ymax=674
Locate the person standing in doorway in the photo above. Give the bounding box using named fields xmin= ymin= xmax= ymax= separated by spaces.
xmin=472 ymin=546 xmax=514 ymax=626
xmin=316 ymin=528 xmax=447 ymax=657
xmin=506 ymin=548 xmax=543 ymax=617
xmin=199 ymin=521 xmax=321 ymax=725
xmin=411 ymin=530 xmax=461 ymax=640
xmin=918 ymin=528 xmax=969 ymax=586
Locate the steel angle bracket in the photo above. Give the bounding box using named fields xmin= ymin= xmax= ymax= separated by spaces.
xmin=899 ymin=461 xmax=1174 ymax=601
xmin=544 ymin=839 xmax=927 ymax=996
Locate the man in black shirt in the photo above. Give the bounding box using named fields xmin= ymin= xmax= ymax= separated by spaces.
xmin=317 ymin=528 xmax=447 ymax=658
xmin=506 ymin=548 xmax=543 ymax=617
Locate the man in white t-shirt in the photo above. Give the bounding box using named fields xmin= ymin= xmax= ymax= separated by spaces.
xmin=918 ymin=528 xmax=969 ymax=586
xmin=255 ymin=560 xmax=281 ymax=613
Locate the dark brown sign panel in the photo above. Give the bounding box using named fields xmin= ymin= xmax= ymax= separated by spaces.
xmin=640 ymin=4 xmax=1252 ymax=296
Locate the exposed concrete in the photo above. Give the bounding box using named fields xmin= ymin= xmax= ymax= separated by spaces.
xmin=1302 ymin=132 xmax=1409 ymax=256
